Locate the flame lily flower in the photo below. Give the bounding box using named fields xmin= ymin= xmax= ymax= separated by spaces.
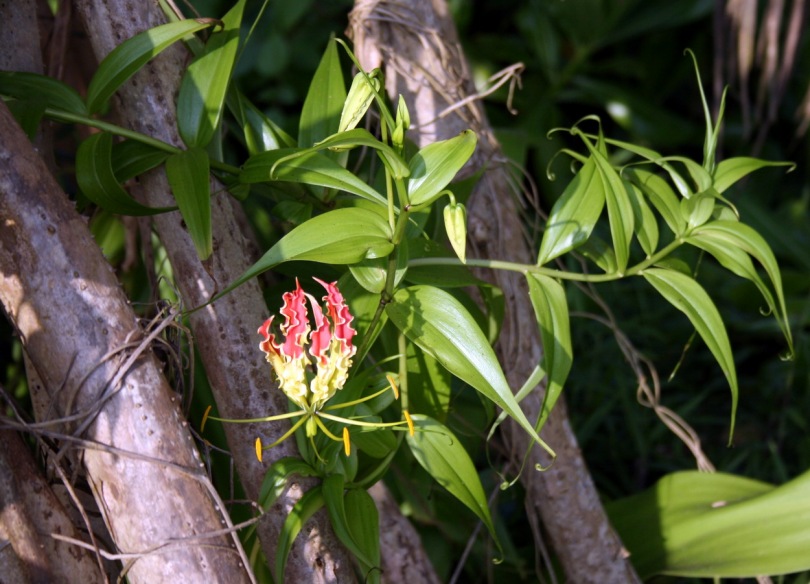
xmin=201 ymin=278 xmax=414 ymax=462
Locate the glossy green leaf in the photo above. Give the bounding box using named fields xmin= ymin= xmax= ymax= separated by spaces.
xmin=626 ymin=180 xmax=659 ymax=256
xmin=407 ymin=130 xmax=477 ymax=207
xmin=343 ymin=488 xmax=381 ymax=582
xmin=313 ymin=128 xmax=409 ymax=179
xmin=76 ymin=133 xmax=175 ymax=216
xmin=258 ymin=457 xmax=318 ymax=510
xmin=527 ymin=274 xmax=572 ymax=434
xmin=322 ymin=475 xmax=378 ymax=572
xmin=406 ymin=340 xmax=452 ymax=423
xmin=713 ymin=156 xmax=795 ymax=194
xmin=240 ymin=148 xmax=388 ymax=207
xmin=642 ymin=268 xmax=738 ymax=441
xmin=111 ymin=139 xmax=170 ymax=182
xmin=610 ymin=469 xmax=810 ymax=578
xmin=406 ymin=415 xmax=500 ymax=551
xmin=275 ymin=486 xmax=324 ymax=584
xmin=537 ymin=156 xmax=604 ymax=266
xmin=680 ymin=190 xmax=715 ymax=229
xmin=299 ymin=39 xmax=345 ymax=148
xmin=688 ymin=221 xmax=793 ymax=352
xmin=86 ymin=19 xmax=215 ymax=114
xmin=177 ymin=0 xmax=245 ymax=147
xmin=625 ymin=167 xmax=686 ymax=236
xmin=405 ymin=240 xmax=481 ymax=287
xmin=165 ymin=147 xmax=211 ymax=259
xmin=215 ymin=207 xmax=393 ymax=301
xmin=350 ymin=243 xmax=407 ymax=294
xmin=0 ymin=71 xmax=87 ymax=115
xmin=386 ymin=286 xmax=551 ymax=455
xmin=587 ymin=144 xmax=634 ymax=273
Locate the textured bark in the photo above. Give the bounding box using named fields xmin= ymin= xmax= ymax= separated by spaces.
xmin=0 ymin=430 xmax=106 ymax=584
xmin=0 ymin=101 xmax=251 ymax=583
xmin=69 ymin=1 xmax=355 ymax=581
xmin=348 ymin=1 xmax=642 ymax=581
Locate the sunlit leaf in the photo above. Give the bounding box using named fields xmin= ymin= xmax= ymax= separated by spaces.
xmin=713 ymin=157 xmax=795 ymax=194
xmin=642 ymin=268 xmax=738 ymax=441
xmin=165 ymin=147 xmax=211 ymax=259
xmin=626 ymin=180 xmax=659 ymax=255
xmin=241 ymin=148 xmax=388 ymax=206
xmin=76 ymin=132 xmax=175 ymax=216
xmin=406 ymin=415 xmax=501 ymax=552
xmin=313 ymin=128 xmax=409 ymax=178
xmin=625 ymin=167 xmax=686 ymax=236
xmin=407 ymin=130 xmax=477 ymax=207
xmin=339 ymin=69 xmax=381 ymax=133
xmin=527 ymin=274 xmax=572 ymax=433
xmin=386 ymin=286 xmax=552 ymax=455
xmin=537 ymin=156 xmax=603 ymax=265
xmin=299 ymin=38 xmax=345 ymax=148
xmin=86 ymin=19 xmax=215 ymax=114
xmin=177 ymin=0 xmax=245 ymax=147
xmin=343 ymin=488 xmax=381 ymax=581
xmin=680 ymin=190 xmax=715 ymax=229
xmin=214 ymin=207 xmax=393 ymax=301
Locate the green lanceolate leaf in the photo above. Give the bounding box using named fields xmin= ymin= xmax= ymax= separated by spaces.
xmin=407 ymin=415 xmax=501 ymax=554
xmin=215 ymin=207 xmax=393 ymax=301
xmin=626 ymin=180 xmax=659 ymax=256
xmin=76 ymin=132 xmax=175 ymax=216
xmin=240 ymin=148 xmax=388 ymax=207
xmin=688 ymin=221 xmax=793 ymax=353
xmin=642 ymin=268 xmax=738 ymax=442
xmin=681 ymin=190 xmax=715 ymax=229
xmin=299 ymin=38 xmax=345 ymax=148
xmin=713 ymin=156 xmax=795 ymax=194
xmin=86 ymin=19 xmax=215 ymax=114
xmin=609 ymin=469 xmax=810 ymax=579
xmin=229 ymin=88 xmax=297 ymax=155
xmin=111 ymin=139 xmax=170 ymax=181
xmin=537 ymin=156 xmax=604 ymax=266
xmin=0 ymin=71 xmax=87 ymax=115
xmin=165 ymin=147 xmax=211 ymax=259
xmin=313 ymin=128 xmax=409 ymax=178
xmin=526 ymin=274 xmax=572 ymax=434
xmin=177 ymin=0 xmax=245 ymax=148
xmin=625 ymin=167 xmax=686 ymax=237
xmin=407 ymin=130 xmax=477 ymax=207
xmin=343 ymin=488 xmax=381 ymax=582
xmin=322 ymin=475 xmax=379 ymax=573
xmin=386 ymin=286 xmax=553 ymax=456
xmin=350 ymin=243 xmax=408 ymax=294
xmin=275 ymin=486 xmax=324 ymax=584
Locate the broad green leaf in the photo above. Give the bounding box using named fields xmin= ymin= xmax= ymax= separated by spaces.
xmin=642 ymin=268 xmax=738 ymax=441
xmin=406 ymin=415 xmax=500 ymax=552
xmin=405 ymin=240 xmax=481 ymax=287
xmin=349 ymin=425 xmax=397 ymax=459
xmin=626 ymin=180 xmax=659 ymax=256
xmin=343 ymin=488 xmax=381 ymax=581
xmin=586 ymin=144 xmax=634 ymax=273
xmin=609 ymin=469 xmax=810 ymax=578
xmin=668 ymin=155 xmax=712 ymax=194
xmin=0 ymin=71 xmax=87 ymax=115
xmin=240 ymin=148 xmax=388 ymax=207
xmin=313 ymin=128 xmax=409 ymax=179
xmin=713 ymin=156 xmax=795 ymax=194
xmin=407 ymin=130 xmax=477 ymax=207
xmin=349 ymin=243 xmax=407 ymax=294
xmin=165 ymin=147 xmax=211 ymax=259
xmin=680 ymin=190 xmax=715 ymax=229
xmin=526 ymin=274 xmax=572 ymax=434
xmin=537 ymin=156 xmax=604 ymax=265
xmin=111 ymin=139 xmax=170 ymax=182
xmin=229 ymin=88 xmax=297 ymax=154
xmin=86 ymin=20 xmax=215 ymax=114
xmin=386 ymin=286 xmax=552 ymax=455
xmin=299 ymin=39 xmax=345 ymax=148
xmin=322 ymin=475 xmax=378 ymax=573
xmin=258 ymin=457 xmax=318 ymax=510
xmin=275 ymin=486 xmax=324 ymax=584
xmin=215 ymin=207 xmax=393 ymax=300
xmin=689 ymin=221 xmax=793 ymax=352
xmin=625 ymin=167 xmax=685 ymax=236
xmin=76 ymin=132 xmax=175 ymax=216
xmin=578 ymin=236 xmax=617 ymax=273
xmin=177 ymin=0 xmax=245 ymax=147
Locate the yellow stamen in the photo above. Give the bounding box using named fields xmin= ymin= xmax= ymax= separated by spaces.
xmin=403 ymin=410 xmax=415 ymax=436
xmin=386 ymin=374 xmax=400 ymax=400
xmin=343 ymin=427 xmax=351 ymax=456
xmin=201 ymin=405 xmax=212 ymax=432
xmin=255 ymin=437 xmax=263 ymax=463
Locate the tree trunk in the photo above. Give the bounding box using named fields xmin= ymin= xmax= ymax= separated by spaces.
xmin=0 ymin=100 xmax=252 ymax=583
xmin=348 ymin=1 xmax=641 ymax=581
